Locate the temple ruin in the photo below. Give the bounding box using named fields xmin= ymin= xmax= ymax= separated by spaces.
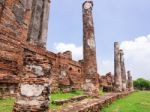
xmin=0 ymin=0 xmax=134 ymax=111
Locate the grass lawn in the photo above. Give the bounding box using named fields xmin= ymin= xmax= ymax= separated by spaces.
xmin=50 ymin=90 xmax=84 ymax=109
xmin=0 ymin=98 xmax=15 ymax=112
xmin=101 ymin=91 xmax=150 ymax=112
xmin=1 ymin=91 xmax=149 ymax=112
xmin=0 ymin=90 xmax=84 ymax=112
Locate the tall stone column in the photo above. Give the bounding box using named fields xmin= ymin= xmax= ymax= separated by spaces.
xmin=27 ymin=0 xmax=50 ymax=47
xmin=120 ymin=49 xmax=127 ymax=91
xmin=82 ymin=0 xmax=99 ymax=97
xmin=13 ymin=0 xmax=51 ymax=111
xmin=114 ymin=42 xmax=122 ymax=92
xmin=127 ymin=71 xmax=134 ymax=91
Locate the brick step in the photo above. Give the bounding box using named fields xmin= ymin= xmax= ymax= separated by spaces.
xmin=51 ymin=91 xmax=134 ymax=112
xmin=52 ymin=95 xmax=88 ymax=105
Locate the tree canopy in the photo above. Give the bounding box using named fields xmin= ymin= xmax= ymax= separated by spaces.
xmin=134 ymin=78 xmax=150 ymax=90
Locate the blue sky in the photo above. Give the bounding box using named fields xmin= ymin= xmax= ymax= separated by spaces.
xmin=47 ymin=0 xmax=150 ymax=79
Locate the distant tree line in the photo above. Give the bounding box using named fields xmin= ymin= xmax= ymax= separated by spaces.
xmin=134 ymin=78 xmax=150 ymax=90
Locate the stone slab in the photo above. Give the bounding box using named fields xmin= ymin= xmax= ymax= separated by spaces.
xmin=52 ymin=91 xmax=134 ymax=112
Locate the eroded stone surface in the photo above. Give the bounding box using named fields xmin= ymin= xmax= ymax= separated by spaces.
xmin=12 ymin=3 xmax=25 ymax=24
xmin=82 ymin=79 xmax=97 ymax=96
xmin=87 ymin=38 xmax=95 ymax=49
xmin=26 ymin=65 xmax=44 ymax=76
xmin=27 ymin=0 xmax=50 ymax=47
xmin=21 ymin=84 xmax=44 ymax=97
xmin=16 ymin=99 xmax=47 ymax=106
xmin=0 ymin=0 xmax=5 ymax=5
xmin=60 ymin=71 xmax=67 ymax=79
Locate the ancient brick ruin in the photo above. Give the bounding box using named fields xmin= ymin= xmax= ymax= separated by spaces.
xmin=0 ymin=0 xmax=134 ymax=111
xmin=100 ymin=72 xmax=114 ymax=92
xmin=0 ymin=0 xmax=52 ymax=111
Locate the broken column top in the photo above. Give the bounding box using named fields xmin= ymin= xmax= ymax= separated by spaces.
xmin=114 ymin=42 xmax=119 ymax=45
xmin=83 ymin=0 xmax=93 ymax=4
xmin=83 ymin=0 xmax=93 ymax=9
xmin=119 ymin=49 xmax=124 ymax=55
xmin=114 ymin=42 xmax=120 ymax=48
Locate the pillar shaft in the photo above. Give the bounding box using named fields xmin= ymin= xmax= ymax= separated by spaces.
xmin=120 ymin=50 xmax=127 ymax=91
xmin=127 ymin=71 xmax=134 ymax=91
xmin=39 ymin=0 xmax=50 ymax=47
xmin=27 ymin=0 xmax=50 ymax=47
xmin=114 ymin=42 xmax=122 ymax=92
xmin=82 ymin=1 xmax=99 ymax=97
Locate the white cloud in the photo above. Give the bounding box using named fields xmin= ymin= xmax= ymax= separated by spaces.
xmin=120 ymin=34 xmax=150 ymax=80
xmin=53 ymin=43 xmax=83 ymax=61
xmin=98 ymin=34 xmax=150 ymax=80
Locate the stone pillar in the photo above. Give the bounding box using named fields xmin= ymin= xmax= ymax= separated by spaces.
xmin=127 ymin=71 xmax=134 ymax=91
xmin=27 ymin=0 xmax=50 ymax=47
xmin=82 ymin=0 xmax=99 ymax=97
xmin=114 ymin=42 xmax=122 ymax=92
xmin=13 ymin=0 xmax=51 ymax=111
xmin=120 ymin=49 xmax=127 ymax=91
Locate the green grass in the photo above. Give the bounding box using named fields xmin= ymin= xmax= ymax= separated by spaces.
xmin=101 ymin=91 xmax=150 ymax=112
xmin=51 ymin=90 xmax=84 ymax=101
xmin=0 ymin=91 xmax=84 ymax=111
xmin=1 ymin=91 xmax=149 ymax=112
xmin=99 ymin=89 xmax=106 ymax=95
xmin=0 ymin=98 xmax=15 ymax=112
xmin=50 ymin=90 xmax=105 ymax=109
xmin=50 ymin=90 xmax=84 ymax=109
xmin=0 ymin=91 xmax=83 ymax=112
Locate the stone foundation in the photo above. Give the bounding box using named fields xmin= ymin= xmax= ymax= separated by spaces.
xmin=53 ymin=91 xmax=134 ymax=112
xmin=52 ymin=95 xmax=87 ymax=105
xmin=0 ymin=83 xmax=18 ymax=98
xmin=13 ymin=49 xmax=51 ymax=112
xmin=100 ymin=72 xmax=114 ymax=92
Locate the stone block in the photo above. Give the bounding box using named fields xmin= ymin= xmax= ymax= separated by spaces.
xmin=20 ymin=84 xmax=44 ymax=97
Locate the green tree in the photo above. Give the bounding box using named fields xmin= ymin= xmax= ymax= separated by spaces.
xmin=134 ymin=78 xmax=150 ymax=90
